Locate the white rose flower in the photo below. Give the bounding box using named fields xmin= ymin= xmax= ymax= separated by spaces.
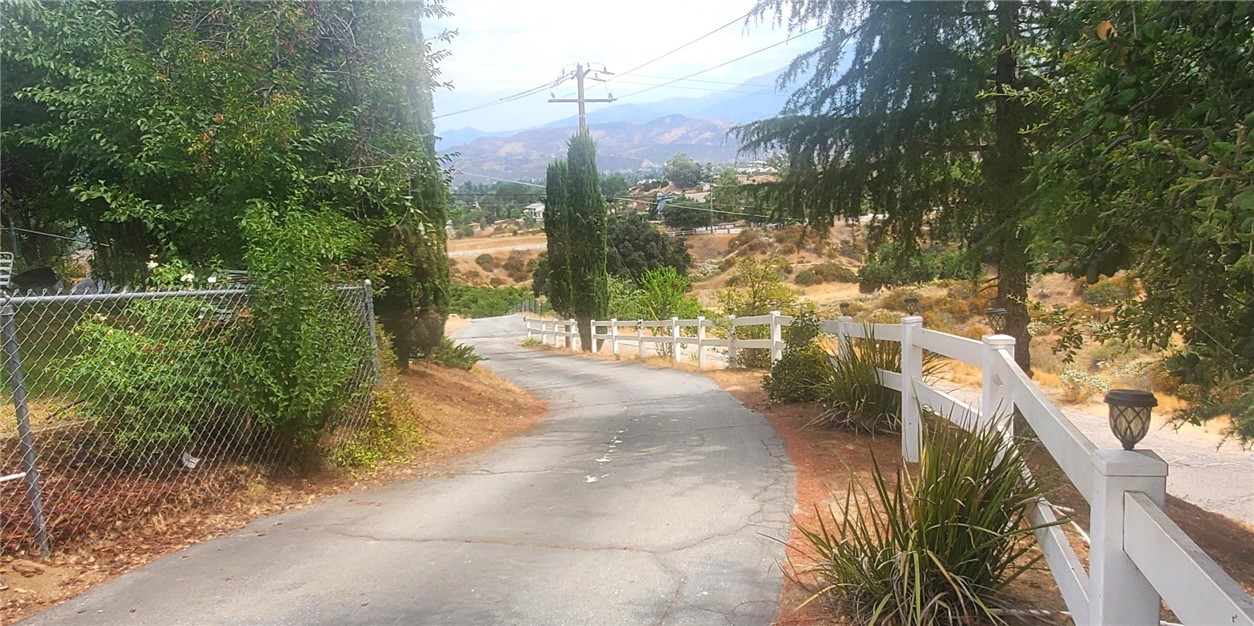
xmin=207 ymin=276 xmax=217 ymax=284
xmin=180 ymin=273 xmax=195 ymax=283
xmin=146 ymin=260 xmax=159 ymax=269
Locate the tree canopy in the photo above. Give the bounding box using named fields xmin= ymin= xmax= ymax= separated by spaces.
xmin=663 ymin=152 xmax=703 ymax=189
xmin=1 ymin=0 xmax=453 ymax=361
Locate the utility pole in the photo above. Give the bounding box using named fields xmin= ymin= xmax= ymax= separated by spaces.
xmin=548 ymin=63 xmax=615 ymax=133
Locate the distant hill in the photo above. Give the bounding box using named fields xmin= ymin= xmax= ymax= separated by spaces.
xmin=437 ymin=66 xmax=814 ymax=183
xmin=445 ymin=115 xmax=748 ymax=184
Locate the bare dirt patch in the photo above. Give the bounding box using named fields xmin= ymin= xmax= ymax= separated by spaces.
xmin=1 ymin=363 xmax=546 ymax=624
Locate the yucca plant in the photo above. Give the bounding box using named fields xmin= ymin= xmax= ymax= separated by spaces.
xmin=425 ymin=337 xmax=484 ymax=370
xmin=795 ymin=420 xmax=1052 ymax=625
xmin=810 ymin=325 xmax=940 ymax=433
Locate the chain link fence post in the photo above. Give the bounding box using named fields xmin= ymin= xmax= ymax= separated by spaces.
xmin=363 ymin=279 xmax=381 ymax=387
xmin=1 ymin=294 xmax=51 ymax=556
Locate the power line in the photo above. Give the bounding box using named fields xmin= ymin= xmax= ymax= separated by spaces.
xmin=626 ymin=73 xmax=774 ymax=88
xmin=610 ymin=9 xmax=754 ymax=84
xmin=607 ymin=78 xmax=771 ymax=95
xmin=613 ymin=26 xmax=823 ymax=102
xmin=433 ymin=78 xmax=561 ymax=120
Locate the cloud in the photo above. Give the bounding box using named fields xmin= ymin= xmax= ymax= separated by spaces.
xmin=431 ymin=0 xmax=816 ymax=131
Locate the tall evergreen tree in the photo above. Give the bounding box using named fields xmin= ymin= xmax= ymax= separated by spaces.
xmin=737 ymin=0 xmax=1049 ymax=372
xmin=566 ymin=132 xmax=609 ymax=350
xmin=542 ymin=161 xmax=573 ymax=320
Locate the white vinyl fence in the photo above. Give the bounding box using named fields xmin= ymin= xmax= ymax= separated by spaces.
xmin=522 ymin=313 xmax=1254 ymax=626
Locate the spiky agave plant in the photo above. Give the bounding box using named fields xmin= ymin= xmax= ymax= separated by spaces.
xmin=795 ymin=419 xmax=1053 ymax=625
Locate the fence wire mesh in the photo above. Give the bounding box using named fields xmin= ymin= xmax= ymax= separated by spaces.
xmin=1 ymin=284 xmax=378 ymax=556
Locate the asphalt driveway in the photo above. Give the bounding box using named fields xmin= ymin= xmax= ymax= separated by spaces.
xmin=25 ymin=316 xmax=794 ymax=625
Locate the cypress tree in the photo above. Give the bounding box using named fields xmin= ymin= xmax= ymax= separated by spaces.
xmin=566 ymin=132 xmax=609 ymax=350
xmin=543 ymin=160 xmax=573 ymax=321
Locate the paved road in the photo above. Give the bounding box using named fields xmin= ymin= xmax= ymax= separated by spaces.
xmin=27 ymin=316 xmax=794 ymax=625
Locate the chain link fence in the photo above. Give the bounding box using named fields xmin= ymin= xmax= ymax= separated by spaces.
xmin=1 ymin=283 xmax=379 ymax=556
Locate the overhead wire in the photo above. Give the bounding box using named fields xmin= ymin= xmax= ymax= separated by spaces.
xmin=433 ymin=77 xmax=563 ymax=120
xmin=612 ymin=25 xmax=823 ymax=102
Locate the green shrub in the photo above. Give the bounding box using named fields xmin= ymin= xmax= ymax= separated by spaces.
xmin=795 ymin=269 xmax=823 ymax=286
xmin=475 ymin=253 xmax=496 ymax=271
xmin=331 ymin=326 xmax=424 ymax=470
xmin=798 ymin=421 xmax=1049 ymax=625
xmin=59 ymin=298 xmax=245 ymax=460
xmin=813 ymin=262 xmax=858 ymax=283
xmin=763 ymin=312 xmax=832 ymax=403
xmin=456 ymin=224 xmax=475 ymax=238
xmin=238 ymin=206 xmax=372 ymax=464
xmin=448 ymin=283 xmax=530 ymax=318
xmin=502 ymin=252 xmax=525 ymax=274
xmin=858 ymin=242 xmax=978 ymax=292
xmin=1081 ymin=276 xmax=1134 ymax=307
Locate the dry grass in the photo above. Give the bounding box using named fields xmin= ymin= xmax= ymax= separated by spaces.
xmin=447 ymin=234 xmax=545 ymax=252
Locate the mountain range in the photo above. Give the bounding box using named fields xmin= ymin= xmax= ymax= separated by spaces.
xmin=439 ymin=67 xmax=798 ymax=183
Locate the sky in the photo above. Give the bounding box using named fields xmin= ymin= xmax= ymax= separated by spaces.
xmin=429 ymin=1 xmax=821 ymax=133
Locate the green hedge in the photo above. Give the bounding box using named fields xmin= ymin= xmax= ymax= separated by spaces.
xmin=448 ymin=283 xmax=531 ymax=318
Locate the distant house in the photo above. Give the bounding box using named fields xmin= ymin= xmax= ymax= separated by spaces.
xmin=523 ymin=202 xmax=545 ymax=221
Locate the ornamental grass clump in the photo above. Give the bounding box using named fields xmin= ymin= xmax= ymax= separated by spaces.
xmin=810 ymin=325 xmax=940 ymax=433
xmin=796 ymin=421 xmax=1050 ymax=625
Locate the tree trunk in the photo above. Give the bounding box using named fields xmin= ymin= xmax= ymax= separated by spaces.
xmin=990 ymin=0 xmax=1032 ymax=376
xmin=577 ymin=317 xmax=593 ymax=352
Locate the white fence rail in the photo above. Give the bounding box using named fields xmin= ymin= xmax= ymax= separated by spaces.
xmin=521 ymin=313 xmax=1254 ymax=626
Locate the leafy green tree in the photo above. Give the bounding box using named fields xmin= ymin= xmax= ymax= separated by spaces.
xmin=607 ymin=214 xmax=691 ymax=282
xmin=600 ymin=174 xmax=631 ymax=203
xmin=718 ymin=256 xmax=803 ymax=368
xmin=566 ymin=132 xmax=609 ymax=349
xmin=1 ymin=1 xmax=451 ymax=345
xmin=737 ymin=0 xmax=1049 ymax=373
xmin=635 ymin=267 xmax=701 ymax=321
xmin=664 ymin=152 xmax=703 ymax=189
xmin=1028 ymin=2 xmax=1254 ymax=442
xmin=662 ymin=198 xmax=712 ymax=230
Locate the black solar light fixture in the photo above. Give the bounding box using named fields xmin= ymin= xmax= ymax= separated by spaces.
xmin=985 ymin=307 xmax=1008 ymax=334
xmin=903 ymin=295 xmax=919 ymax=316
xmin=839 ymin=302 xmax=851 ymax=317
xmin=1104 ymin=389 xmax=1158 ymax=451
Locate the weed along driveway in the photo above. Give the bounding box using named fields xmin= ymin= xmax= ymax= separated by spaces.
xmin=24 ymin=316 xmax=794 ymax=625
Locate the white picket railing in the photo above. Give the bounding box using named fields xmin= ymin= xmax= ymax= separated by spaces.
xmin=521 ymin=313 xmax=1254 ymax=626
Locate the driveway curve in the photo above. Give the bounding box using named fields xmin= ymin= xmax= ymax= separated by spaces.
xmin=26 ymin=316 xmax=794 ymax=625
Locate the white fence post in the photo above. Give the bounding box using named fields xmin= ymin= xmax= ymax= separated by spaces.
xmin=980 ymin=334 xmax=1016 ymax=431
xmin=770 ymin=310 xmax=783 ymax=363
xmin=671 ymin=317 xmax=681 ymax=364
xmin=696 ymin=316 xmax=706 ymax=369
xmin=900 ymin=314 xmax=924 ymax=463
xmin=609 ymin=318 xmax=619 ymax=356
xmin=636 ymin=319 xmax=645 ymax=359
xmin=525 ymin=317 xmax=533 ymax=341
xmin=837 ymin=314 xmax=853 ymax=357
xmin=727 ymin=315 xmax=738 ymax=368
xmin=567 ymin=318 xmax=576 ymax=352
xmin=1089 ymin=450 xmax=1169 ymax=625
